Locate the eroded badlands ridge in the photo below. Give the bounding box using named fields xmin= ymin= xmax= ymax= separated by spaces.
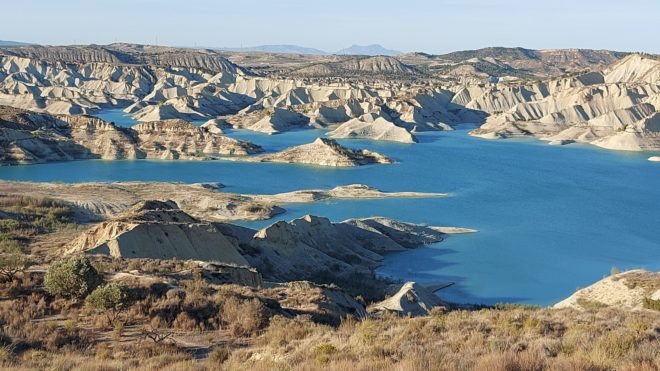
xmin=0 ymin=181 xmax=446 ymax=221
xmin=1 ymin=44 xmax=659 ymax=158
xmin=0 ymin=105 xmax=261 ymax=164
xmin=64 ymin=199 xmax=472 ymax=284
xmin=468 ymin=55 xmax=660 ymax=151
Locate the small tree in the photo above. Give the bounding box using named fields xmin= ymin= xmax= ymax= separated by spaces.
xmin=0 ymin=240 xmax=32 ymax=282
xmin=85 ymin=282 xmax=134 ymax=324
xmin=44 ymin=256 xmax=103 ymax=298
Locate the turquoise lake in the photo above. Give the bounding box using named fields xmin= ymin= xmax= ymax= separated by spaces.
xmin=1 ymin=112 xmax=659 ymax=306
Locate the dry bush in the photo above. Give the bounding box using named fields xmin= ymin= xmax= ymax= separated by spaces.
xmin=474 ymin=350 xmax=546 ymax=371
xmin=207 ymin=346 xmax=231 ymax=367
xmin=220 ymin=296 xmax=267 ymax=337
xmin=142 ymin=286 xmax=220 ymax=331
xmin=172 ymin=312 xmax=200 ymax=332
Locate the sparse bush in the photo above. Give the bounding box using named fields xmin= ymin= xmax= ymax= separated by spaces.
xmin=44 ymin=256 xmax=103 ymax=298
xmin=597 ymin=329 xmax=641 ymax=359
xmin=62 ymin=319 xmax=77 ymax=332
xmin=172 ymin=312 xmax=199 ymax=331
xmin=208 ymin=346 xmax=231 ymax=366
xmin=576 ymin=298 xmax=607 ymax=311
xmin=0 ymin=220 xmax=20 ymax=233
xmin=0 ymin=240 xmax=33 ymax=282
xmin=262 ymin=315 xmax=321 ymax=347
xmin=313 ymin=343 xmax=337 ymax=364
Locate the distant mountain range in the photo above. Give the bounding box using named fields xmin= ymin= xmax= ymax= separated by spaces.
xmin=0 ymin=40 xmax=30 ymax=46
xmin=218 ymin=44 xmax=400 ymax=56
xmin=219 ymin=44 xmax=329 ymax=55
xmin=336 ymin=44 xmax=401 ymax=56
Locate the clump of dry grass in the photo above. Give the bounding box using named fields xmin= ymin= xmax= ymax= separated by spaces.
xmin=220 ymin=296 xmax=267 ymax=337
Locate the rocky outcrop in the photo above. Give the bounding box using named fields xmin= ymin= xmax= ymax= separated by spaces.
xmin=554 ymin=270 xmax=660 ymax=311
xmin=342 ymin=217 xmax=474 ymax=248
xmin=247 ymin=137 xmax=393 ymax=166
xmin=3 ymin=44 xmax=647 ymax=155
xmin=199 ymin=261 xmax=263 ymax=288
xmin=0 ymin=105 xmax=143 ymax=164
xmin=370 ymin=282 xmax=445 ymax=316
xmin=200 ymin=118 xmax=226 ymax=134
xmin=133 ymin=119 xmax=261 ymax=158
xmin=0 ymin=106 xmax=262 ymax=164
xmin=243 ymin=215 xmax=458 ymax=281
xmin=66 ymin=200 xmax=250 ymax=265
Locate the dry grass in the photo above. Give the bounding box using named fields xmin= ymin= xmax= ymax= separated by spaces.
xmin=0 ymin=194 xmax=72 ymax=261
xmin=221 ymin=307 xmax=660 ymax=371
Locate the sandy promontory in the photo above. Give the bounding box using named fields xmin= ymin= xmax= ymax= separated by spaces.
xmin=237 ymin=137 xmax=393 ymax=167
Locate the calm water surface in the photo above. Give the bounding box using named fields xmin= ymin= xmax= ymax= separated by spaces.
xmin=1 ymin=115 xmax=659 ymax=306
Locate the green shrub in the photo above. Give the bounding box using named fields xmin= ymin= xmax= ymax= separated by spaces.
xmin=44 ymin=256 xmax=103 ymax=298
xmin=86 ymin=282 xmax=135 ymax=323
xmin=313 ymin=343 xmax=337 ymax=364
xmin=642 ymin=298 xmax=660 ymax=311
xmin=0 ymin=219 xmax=20 ymax=233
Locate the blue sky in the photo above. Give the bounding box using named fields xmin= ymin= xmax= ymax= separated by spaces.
xmin=3 ymin=0 xmax=658 ymax=53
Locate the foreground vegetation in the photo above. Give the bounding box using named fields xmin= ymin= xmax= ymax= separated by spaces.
xmin=0 ymin=195 xmax=657 ymax=370
xmin=0 ymin=270 xmax=658 ymax=371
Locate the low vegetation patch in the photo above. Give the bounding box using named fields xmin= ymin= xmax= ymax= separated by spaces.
xmin=44 ymin=256 xmax=103 ymax=298
xmin=643 ymin=297 xmax=660 ymax=311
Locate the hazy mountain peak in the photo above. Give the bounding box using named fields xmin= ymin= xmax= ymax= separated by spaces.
xmin=336 ymin=44 xmax=401 ymax=56
xmin=219 ymin=44 xmax=328 ymax=55
xmin=0 ymin=40 xmax=30 ymax=46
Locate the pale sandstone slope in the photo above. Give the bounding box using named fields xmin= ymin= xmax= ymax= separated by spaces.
xmin=328 ymin=114 xmax=418 ymax=143
xmin=554 ymin=270 xmax=660 ymax=310
xmin=467 ymin=54 xmax=660 ymax=151
xmin=370 ymin=282 xmax=445 ymax=316
xmin=66 ymin=200 xmax=250 ymax=265
xmin=241 ymin=215 xmax=462 ymax=281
